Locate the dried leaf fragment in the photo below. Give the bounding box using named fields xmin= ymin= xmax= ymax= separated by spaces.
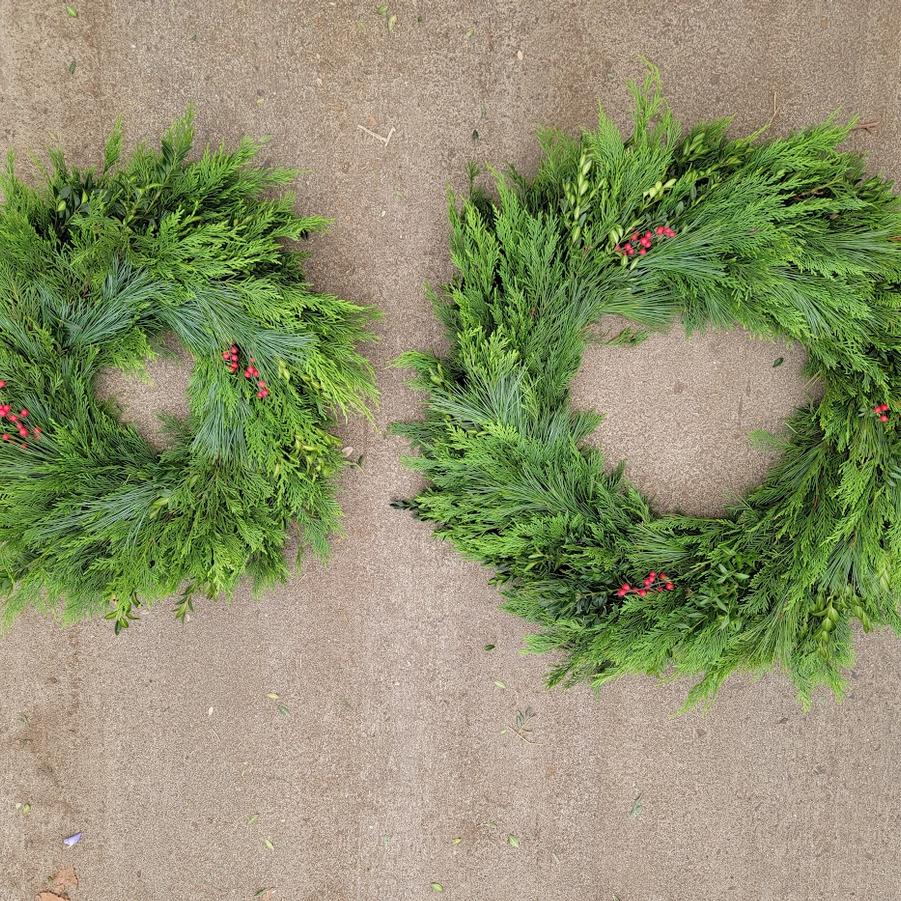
xmin=51 ymin=865 xmax=78 ymax=892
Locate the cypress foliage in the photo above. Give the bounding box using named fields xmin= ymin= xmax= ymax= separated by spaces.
xmin=395 ymin=69 xmax=901 ymax=706
xmin=0 ymin=112 xmax=377 ymax=630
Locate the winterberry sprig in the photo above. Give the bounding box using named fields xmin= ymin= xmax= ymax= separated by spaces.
xmin=872 ymin=403 xmax=892 ymax=423
xmin=243 ymin=359 xmax=269 ymax=399
xmin=0 ymin=383 xmax=42 ymax=450
xmin=222 ymin=343 xmax=240 ymax=374
xmin=221 ymin=344 xmax=269 ymax=399
xmin=615 ymin=570 xmax=675 ymax=598
xmin=615 ymin=225 xmax=676 ymax=258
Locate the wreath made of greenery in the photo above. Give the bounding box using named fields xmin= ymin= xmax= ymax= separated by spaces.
xmin=396 ymin=70 xmax=900 ymax=706
xmin=0 ymin=114 xmax=376 ymax=631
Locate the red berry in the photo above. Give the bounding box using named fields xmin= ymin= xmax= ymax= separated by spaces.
xmin=1 ymin=434 xmax=8 ymax=441
xmin=665 ymin=582 xmax=674 ymax=591
xmin=880 ymin=415 xmax=889 ymax=422
xmin=655 ymin=226 xmax=665 ymax=235
xmin=659 ymin=573 xmax=668 ymax=581
xmin=638 ymin=248 xmax=647 ymax=255
xmin=631 ymin=232 xmax=639 ymax=241
xmin=19 ymin=409 xmax=27 ymax=418
xmin=637 ymin=588 xmax=647 ymax=597
xmin=649 ymin=571 xmax=657 ymax=580
xmin=0 ymin=380 xmax=5 ymax=388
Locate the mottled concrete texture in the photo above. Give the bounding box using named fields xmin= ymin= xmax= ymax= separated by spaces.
xmin=1 ymin=2 xmax=900 ymax=900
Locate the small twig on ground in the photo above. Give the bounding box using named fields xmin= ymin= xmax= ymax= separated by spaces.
xmin=357 ymin=124 xmax=396 ymax=146
xmin=850 ymin=120 xmax=880 ymax=133
xmin=510 ymin=724 xmax=535 ymax=743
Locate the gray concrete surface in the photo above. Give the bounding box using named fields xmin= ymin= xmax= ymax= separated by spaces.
xmin=1 ymin=2 xmax=900 ymax=899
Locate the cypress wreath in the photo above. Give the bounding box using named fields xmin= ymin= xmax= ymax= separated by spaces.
xmin=396 ymin=70 xmax=900 ymax=706
xmin=0 ymin=113 xmax=376 ymax=631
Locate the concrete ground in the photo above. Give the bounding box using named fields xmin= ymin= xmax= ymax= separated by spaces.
xmin=1 ymin=2 xmax=900 ymax=899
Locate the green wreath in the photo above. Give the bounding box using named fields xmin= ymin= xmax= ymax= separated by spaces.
xmin=396 ymin=70 xmax=900 ymax=706
xmin=0 ymin=114 xmax=376 ymax=630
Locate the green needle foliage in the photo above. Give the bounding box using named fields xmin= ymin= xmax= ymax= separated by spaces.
xmin=0 ymin=112 xmax=377 ymax=631
xmin=396 ymin=68 xmax=901 ymax=707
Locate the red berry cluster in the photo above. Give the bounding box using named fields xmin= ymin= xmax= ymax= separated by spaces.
xmin=615 ymin=571 xmax=675 ymax=598
xmin=222 ymin=343 xmax=240 ymax=373
xmin=0 ymin=382 xmax=41 ymax=450
xmin=221 ymin=344 xmax=269 ymax=399
xmin=615 ymin=225 xmax=676 ymax=257
xmin=872 ymin=403 xmax=892 ymax=423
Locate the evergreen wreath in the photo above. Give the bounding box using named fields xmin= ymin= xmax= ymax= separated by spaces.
xmin=0 ymin=114 xmax=376 ymax=631
xmin=396 ymin=69 xmax=900 ymax=707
